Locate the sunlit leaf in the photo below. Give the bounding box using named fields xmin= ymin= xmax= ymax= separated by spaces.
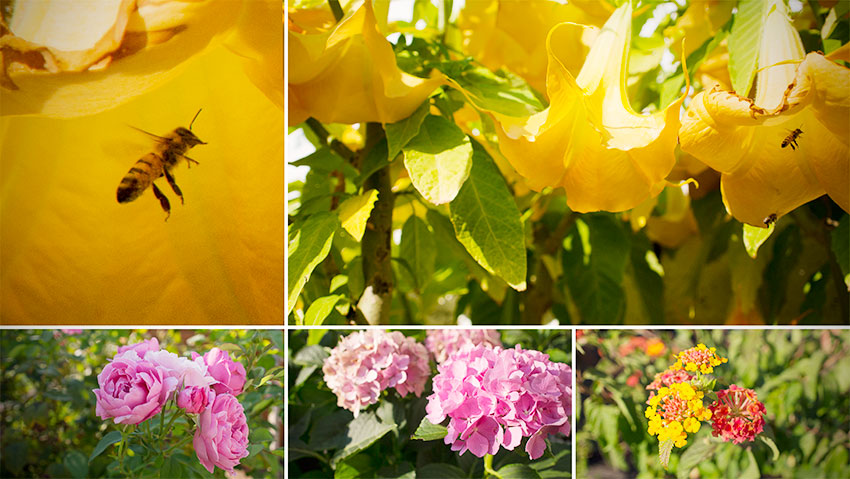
xmin=288 ymin=212 xmax=340 ymax=315
xmin=411 ymin=416 xmax=448 ymax=441
xmin=337 ymin=190 xmax=379 ymax=242
xmin=403 ymin=115 xmax=473 ymax=205
xmin=449 ymin=144 xmax=527 ymax=291
xmin=728 ymin=0 xmax=767 ymax=95
xmin=386 ymin=100 xmax=431 ymax=161
xmin=743 ymin=222 xmax=775 ymax=258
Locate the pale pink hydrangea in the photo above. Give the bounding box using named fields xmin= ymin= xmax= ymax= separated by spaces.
xmin=323 ymin=330 xmax=430 ymax=417
xmin=426 ymin=344 xmax=572 ymax=459
xmin=425 ymin=329 xmax=502 ymax=363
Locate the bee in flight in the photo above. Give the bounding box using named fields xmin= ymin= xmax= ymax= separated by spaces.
xmin=116 ymin=109 xmax=206 ymax=220
xmin=763 ymin=213 xmax=777 ymax=226
xmin=781 ymin=128 xmax=803 ymax=150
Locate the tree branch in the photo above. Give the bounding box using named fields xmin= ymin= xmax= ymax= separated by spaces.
xmin=357 ymin=123 xmax=393 ymax=324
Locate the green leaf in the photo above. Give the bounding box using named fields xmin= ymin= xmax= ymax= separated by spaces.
xmin=497 ymin=464 xmax=543 ymax=479
xmin=356 ymin=138 xmax=390 ymax=186
xmin=743 ymin=222 xmax=774 ymax=258
xmin=337 ymin=190 xmax=379 ymax=242
xmin=442 ymin=64 xmax=545 ymax=116
xmin=739 ymin=448 xmax=760 ymax=479
xmin=400 ymin=216 xmax=437 ymax=289
xmin=330 ymin=403 xmax=399 ymax=467
xmin=831 ymin=215 xmax=849 ymax=288
xmin=449 ymin=143 xmax=527 ymax=290
xmin=728 ymin=0 xmax=768 ymax=95
xmin=89 ymin=430 xmax=123 ymax=463
xmin=160 ymin=455 xmax=185 ymax=479
xmin=293 ymin=344 xmax=329 ymax=367
xmin=416 ymin=464 xmax=467 ymax=479
xmin=676 ymin=439 xmax=717 ymax=479
xmin=562 ymin=214 xmax=629 ymax=323
xmin=304 ymin=294 xmax=345 ymax=325
xmin=386 ymin=100 xmax=430 ymax=161
xmin=288 ymin=212 xmax=340 ymax=315
xmin=403 ymin=114 xmax=473 ymax=205
xmin=411 ymin=416 xmax=448 ymax=441
xmin=63 ymin=451 xmax=88 ymax=479
xmin=759 ymin=435 xmax=780 ymax=461
xmin=659 ymin=439 xmax=674 ymax=470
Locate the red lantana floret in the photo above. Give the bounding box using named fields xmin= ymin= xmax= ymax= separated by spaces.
xmin=708 ymin=385 xmax=766 ymax=444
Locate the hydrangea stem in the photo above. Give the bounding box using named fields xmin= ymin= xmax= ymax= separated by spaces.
xmin=483 ymin=454 xmax=503 ymax=479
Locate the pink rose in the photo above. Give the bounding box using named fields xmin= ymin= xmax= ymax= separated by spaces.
xmin=93 ymin=351 xmax=178 ymax=424
xmin=202 ymin=348 xmax=247 ymax=396
xmin=177 ymin=386 xmax=210 ymax=414
xmin=193 ymin=392 xmax=250 ymax=473
xmin=117 ymin=337 xmax=160 ymax=359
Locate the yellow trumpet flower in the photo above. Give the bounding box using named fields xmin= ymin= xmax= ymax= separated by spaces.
xmin=457 ymin=0 xmax=608 ymax=95
xmin=288 ymin=0 xmax=445 ymax=126
xmin=494 ymin=2 xmax=687 ymax=213
xmin=679 ymin=0 xmax=849 ymax=226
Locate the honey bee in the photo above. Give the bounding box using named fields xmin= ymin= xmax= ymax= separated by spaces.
xmin=763 ymin=213 xmax=777 ymax=226
xmin=116 ymin=110 xmax=206 ymax=220
xmin=781 ymin=128 xmax=803 ymax=150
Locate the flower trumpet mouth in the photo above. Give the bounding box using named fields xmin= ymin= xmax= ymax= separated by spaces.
xmin=492 ymin=1 xmax=688 ymax=213
xmin=679 ymin=0 xmax=849 ymax=226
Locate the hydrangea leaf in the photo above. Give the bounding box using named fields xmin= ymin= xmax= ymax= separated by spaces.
xmin=288 ymin=212 xmax=339 ymax=315
xmin=337 ymin=189 xmax=379 ymax=242
xmin=411 ymin=416 xmax=448 ymax=441
xmin=385 ymin=99 xmax=431 ymax=162
xmin=562 ymin=214 xmax=629 ymax=323
xmin=676 ymin=439 xmax=717 ymax=479
xmin=400 ymin=215 xmax=437 ymax=290
xmin=415 ymin=464 xmax=466 ymax=478
xmin=496 ymin=464 xmax=543 ymax=479
xmin=449 ymin=144 xmax=527 ymax=291
xmin=330 ymin=402 xmax=398 ymax=467
xmin=728 ymin=0 xmax=767 ymax=95
xmin=403 ymin=114 xmax=473 ymax=205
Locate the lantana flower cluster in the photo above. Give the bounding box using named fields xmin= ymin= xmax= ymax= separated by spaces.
xmin=645 ymin=343 xmax=766 ymax=468
xmin=708 ymin=384 xmax=767 ymax=444
xmin=322 ymin=330 xmax=430 ymax=417
xmin=92 ymin=337 xmax=250 ymax=474
xmin=425 ymin=329 xmax=502 ymax=363
xmin=426 ymin=344 xmax=572 ymax=460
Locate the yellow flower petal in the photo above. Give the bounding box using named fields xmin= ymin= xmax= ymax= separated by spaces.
xmin=457 ymin=0 xmax=605 ymax=95
xmin=1 ymin=40 xmax=283 ymax=323
xmin=1 ymin=0 xmax=243 ymax=118
xmin=288 ymin=1 xmax=445 ymax=125
xmin=493 ymin=3 xmax=686 ymax=213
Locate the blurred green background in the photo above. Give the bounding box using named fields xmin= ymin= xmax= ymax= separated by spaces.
xmin=576 ymin=329 xmax=850 ymax=479
xmin=0 ymin=329 xmax=283 ymax=478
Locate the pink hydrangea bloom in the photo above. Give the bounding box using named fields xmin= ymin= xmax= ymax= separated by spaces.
xmin=60 ymin=329 xmax=83 ymax=335
xmin=425 ymin=329 xmax=502 ymax=363
xmin=93 ymin=350 xmax=178 ymax=424
xmin=426 ymin=344 xmax=572 ymax=459
xmin=708 ymin=385 xmax=766 ymax=444
xmin=323 ymin=330 xmax=430 ymax=417
xmin=193 ymin=391 xmax=250 ymax=473
xmin=117 ymin=337 xmax=160 ymax=359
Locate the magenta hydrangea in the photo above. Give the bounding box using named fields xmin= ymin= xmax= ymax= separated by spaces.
xmin=426 ymin=344 xmax=572 ymax=459
xmin=425 ymin=329 xmax=502 ymax=363
xmin=323 ymin=330 xmax=430 ymax=417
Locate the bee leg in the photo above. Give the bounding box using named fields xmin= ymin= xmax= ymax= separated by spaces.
xmin=163 ymin=168 xmax=184 ymax=205
xmin=152 ymin=183 xmax=171 ymax=221
xmin=184 ymin=155 xmax=200 ymax=168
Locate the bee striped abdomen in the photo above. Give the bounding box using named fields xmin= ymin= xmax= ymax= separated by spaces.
xmin=116 ymin=153 xmax=163 ymax=203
